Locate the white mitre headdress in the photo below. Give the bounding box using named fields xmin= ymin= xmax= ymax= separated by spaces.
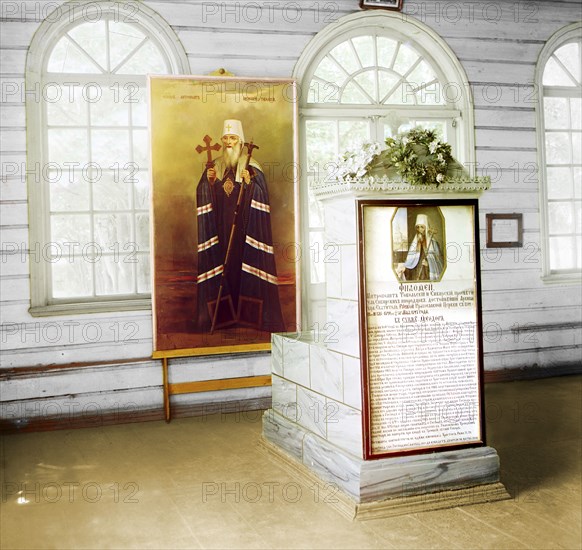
xmin=222 ymin=119 xmax=245 ymax=144
xmin=414 ymin=214 xmax=429 ymax=231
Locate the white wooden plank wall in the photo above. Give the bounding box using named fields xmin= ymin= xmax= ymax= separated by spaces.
xmin=1 ymin=0 xmax=580 ymax=423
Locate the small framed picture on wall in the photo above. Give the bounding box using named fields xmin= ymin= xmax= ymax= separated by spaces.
xmin=486 ymin=213 xmax=523 ymax=248
xmin=360 ymin=0 xmax=403 ymax=11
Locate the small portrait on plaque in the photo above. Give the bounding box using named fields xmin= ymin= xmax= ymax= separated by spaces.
xmin=392 ymin=206 xmax=446 ymax=282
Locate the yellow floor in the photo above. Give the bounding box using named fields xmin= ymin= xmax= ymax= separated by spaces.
xmin=1 ymin=376 xmax=581 ymax=549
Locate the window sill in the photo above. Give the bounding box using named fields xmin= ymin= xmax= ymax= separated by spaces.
xmin=541 ymin=272 xmax=582 ymax=285
xmin=29 ymin=298 xmax=152 ymax=317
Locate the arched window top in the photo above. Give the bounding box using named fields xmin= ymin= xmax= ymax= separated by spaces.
xmin=294 ymin=10 xmax=474 ymax=167
xmin=46 ymin=20 xmax=169 ymax=75
xmin=308 ymin=33 xmax=446 ymax=106
xmin=295 ymin=11 xmax=471 ymax=112
xmin=28 ymin=1 xmax=189 ymax=78
xmin=542 ymin=40 xmax=581 ymax=88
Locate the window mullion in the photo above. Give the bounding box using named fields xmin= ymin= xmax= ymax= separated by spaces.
xmin=111 ymin=37 xmax=149 ymax=74
xmin=42 ymin=74 xmax=147 ymax=86
xmin=105 ymin=19 xmax=111 ymax=73
xmin=373 ymin=117 xmax=383 ymax=143
xmin=64 ymin=34 xmax=105 ymax=74
xmin=41 ymin=80 xmax=53 ymax=304
xmin=349 ymin=38 xmax=364 ymax=70
xmin=302 ymin=106 xmax=461 ymax=117
xmin=551 ymin=53 xmax=579 ymax=87
xmin=543 ymin=86 xmax=581 ymax=98
xmin=344 ymin=73 xmax=376 ymax=105
xmin=87 ymin=94 xmax=97 ymax=299
xmin=389 ymin=41 xmax=400 ymax=70
xmin=128 ymin=93 xmax=138 ymax=295
xmin=380 ymin=77 xmax=404 ymax=105
xmin=373 ymin=35 xmax=379 ymax=104
xmin=327 ymin=53 xmax=350 ymax=79
xmin=411 ymin=78 xmax=439 ymax=95
xmin=403 ymin=56 xmax=423 ymax=80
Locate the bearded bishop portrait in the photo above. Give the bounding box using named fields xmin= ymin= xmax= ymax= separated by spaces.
xmin=195 ymin=119 xmax=285 ymax=333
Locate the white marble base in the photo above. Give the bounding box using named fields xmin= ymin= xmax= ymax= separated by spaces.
xmin=262 ymin=410 xmax=510 ymax=512
xmin=259 ymin=435 xmax=509 ymax=520
xmin=271 ymin=333 xmax=363 ymax=458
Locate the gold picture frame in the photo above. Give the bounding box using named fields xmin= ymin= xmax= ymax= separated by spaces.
xmin=149 ymin=76 xmax=299 ymax=358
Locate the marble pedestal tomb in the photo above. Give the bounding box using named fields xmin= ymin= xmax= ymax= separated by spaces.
xmin=260 ymin=178 xmax=510 ymax=520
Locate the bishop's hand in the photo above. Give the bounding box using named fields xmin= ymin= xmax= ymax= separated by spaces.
xmin=241 ymin=169 xmax=251 ymax=185
xmin=207 ymin=167 xmax=217 ymax=183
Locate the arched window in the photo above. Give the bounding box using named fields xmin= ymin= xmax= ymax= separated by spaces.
xmin=26 ymin=1 xmax=189 ymax=315
xmin=293 ymin=11 xmax=475 ymax=326
xmin=536 ymin=23 xmax=581 ymax=280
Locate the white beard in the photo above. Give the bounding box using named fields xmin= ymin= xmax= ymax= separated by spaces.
xmin=223 ymin=144 xmax=242 ymax=169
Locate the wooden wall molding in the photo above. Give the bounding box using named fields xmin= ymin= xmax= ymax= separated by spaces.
xmin=0 ymin=396 xmax=271 ymax=434
xmin=484 ymin=363 xmax=581 ymax=383
xmin=0 ymin=358 xmax=155 ymax=379
xmin=2 ymin=366 xmax=580 ymax=434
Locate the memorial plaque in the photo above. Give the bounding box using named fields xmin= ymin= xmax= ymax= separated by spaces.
xmin=357 ymin=199 xmax=485 ymax=459
xmin=486 ymin=213 xmax=523 ymax=248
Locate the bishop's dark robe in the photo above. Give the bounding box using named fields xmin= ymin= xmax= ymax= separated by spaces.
xmin=195 ymin=155 xmax=285 ymax=333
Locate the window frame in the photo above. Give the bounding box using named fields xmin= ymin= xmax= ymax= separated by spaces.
xmin=536 ymin=22 xmax=582 ymax=283
xmin=26 ymin=1 xmax=189 ymax=316
xmin=293 ymin=11 xmax=476 ymax=328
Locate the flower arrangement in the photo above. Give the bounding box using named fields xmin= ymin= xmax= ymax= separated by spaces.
xmin=334 ymin=141 xmax=382 ymax=180
xmin=335 ymin=127 xmax=463 ymax=186
xmin=382 ymin=127 xmax=454 ymax=186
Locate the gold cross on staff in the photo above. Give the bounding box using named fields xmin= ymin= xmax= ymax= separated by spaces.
xmin=244 ymin=140 xmax=259 ymax=158
xmin=196 ymin=135 xmax=221 ymax=168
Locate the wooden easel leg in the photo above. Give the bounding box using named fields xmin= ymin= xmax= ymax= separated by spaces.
xmin=162 ymin=357 xmax=171 ymax=422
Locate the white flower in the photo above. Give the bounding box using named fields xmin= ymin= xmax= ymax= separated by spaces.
xmin=429 ymin=140 xmax=439 ymax=154
xmin=334 ymin=141 xmax=383 ymax=180
xmin=436 ymin=173 xmax=444 ymax=183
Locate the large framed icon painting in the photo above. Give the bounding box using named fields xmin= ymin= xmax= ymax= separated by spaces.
xmin=357 ymin=199 xmax=485 ymax=459
xmin=149 ymin=76 xmax=299 ymax=357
